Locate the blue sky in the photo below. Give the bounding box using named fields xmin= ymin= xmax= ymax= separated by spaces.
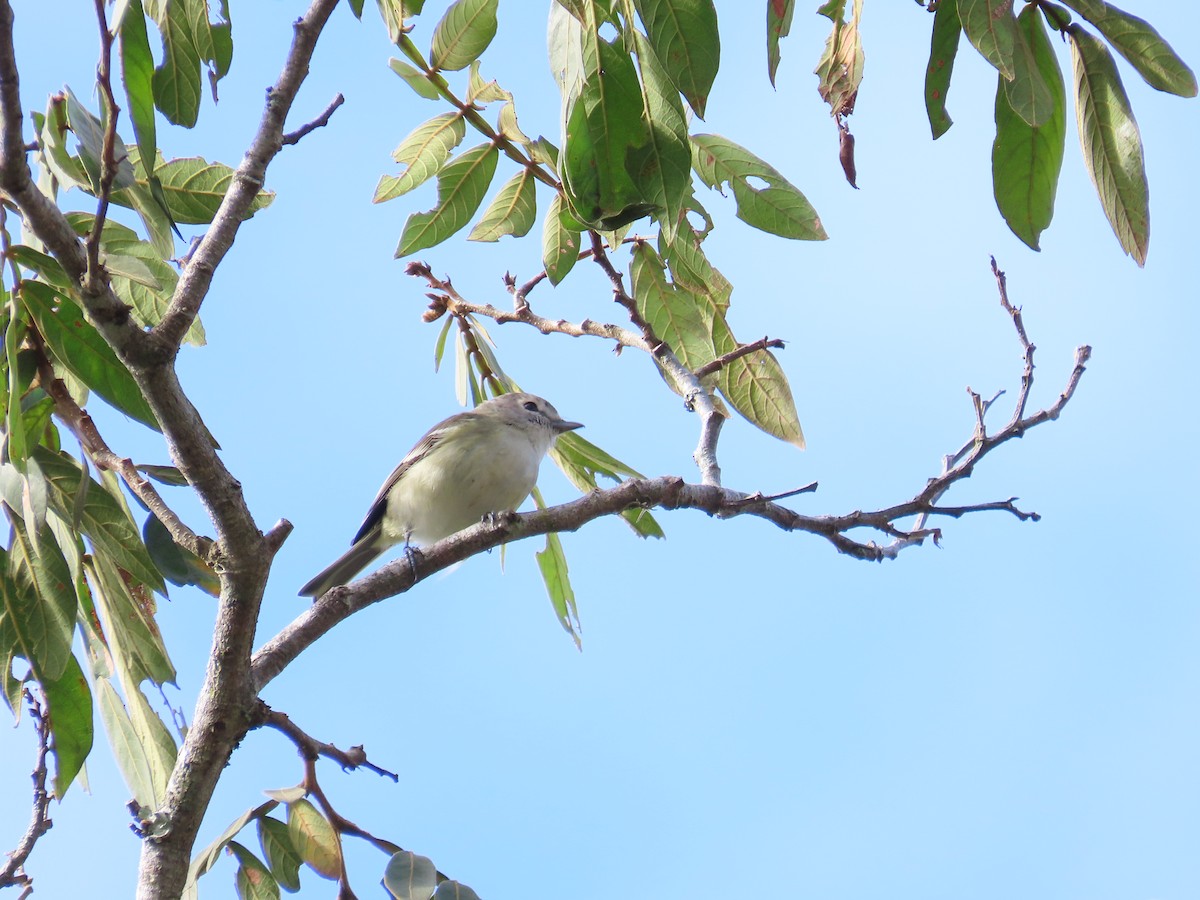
xmin=1 ymin=2 xmax=1198 ymax=898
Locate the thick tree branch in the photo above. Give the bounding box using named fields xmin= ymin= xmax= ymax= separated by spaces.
xmin=0 ymin=691 xmax=53 ymax=896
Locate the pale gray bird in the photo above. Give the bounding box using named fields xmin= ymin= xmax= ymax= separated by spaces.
xmin=298 ymin=392 xmax=582 ymax=597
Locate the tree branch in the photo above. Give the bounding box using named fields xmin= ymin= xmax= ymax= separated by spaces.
xmin=0 ymin=691 xmax=54 ymax=895
xmin=282 ymin=93 xmax=344 ymax=145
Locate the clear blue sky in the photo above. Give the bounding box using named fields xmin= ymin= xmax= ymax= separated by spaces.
xmin=2 ymin=2 xmax=1198 ymax=898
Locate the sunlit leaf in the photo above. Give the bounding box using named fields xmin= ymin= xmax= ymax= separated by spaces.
xmin=1070 ymin=27 xmax=1149 ymax=264
xmin=287 ymin=799 xmax=339 ymax=880
xmin=467 ymin=168 xmax=536 ymax=241
xmin=959 ymin=0 xmax=1018 ymax=79
xmin=430 ymin=0 xmax=498 ymax=72
xmin=395 ymin=143 xmax=499 ymax=256
xmin=229 ymin=841 xmax=282 ymax=900
xmin=389 ymin=57 xmax=440 ymax=100
xmin=542 ymin=193 xmax=581 ymax=286
xmin=536 ymin=528 xmax=580 ymax=648
xmin=691 ymin=133 xmax=826 ymax=240
xmin=993 ymin=6 xmax=1066 ymax=250
xmin=375 ymin=112 xmax=468 ymax=202
xmin=41 ymin=654 xmax=93 ymax=798
xmin=258 ymin=816 xmax=303 ymax=893
xmin=766 ymin=0 xmax=795 ymax=86
xmin=633 ymin=0 xmax=720 ymax=118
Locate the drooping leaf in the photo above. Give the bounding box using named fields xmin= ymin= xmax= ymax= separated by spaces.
xmin=633 ymin=0 xmax=720 ymax=118
xmin=151 ymin=0 xmax=232 ymax=127
xmin=536 ymin=529 xmax=580 ymax=648
xmin=993 ymin=5 xmax=1066 ymax=250
xmin=1058 ymin=0 xmax=1197 ymax=97
xmin=542 ymin=193 xmax=582 ymax=285
xmin=286 ymin=799 xmax=339 ymax=880
xmin=958 ymin=0 xmax=1018 ymax=79
xmin=925 ymin=0 xmax=961 ymax=138
xmin=766 ymin=0 xmax=795 ymax=86
xmin=95 ymin=674 xmax=158 ymax=808
xmin=429 ymin=0 xmax=498 ymax=72
xmin=21 ymin=281 xmax=160 ymax=431
xmin=143 ymin=514 xmax=219 ymax=595
xmin=186 ymin=803 xmax=278 ymax=893
xmin=395 ymin=143 xmax=499 ymax=257
xmin=258 ymin=816 xmax=303 ymax=893
xmin=382 ymin=851 xmax=438 ymax=900
xmin=691 ymin=133 xmax=826 ymax=240
xmin=560 ymin=35 xmax=661 ymax=230
xmin=5 ymin=510 xmax=77 ymax=682
xmin=1070 ymin=26 xmax=1149 ymax=264
xmin=1004 ymin=4 xmax=1056 ymax=127
xmin=41 ymin=654 xmax=93 ymax=798
xmin=229 ymin=841 xmax=282 ymax=900
xmin=375 ymin=112 xmax=468 ymax=202
xmin=119 ymin=0 xmax=158 ymax=187
xmin=467 ymin=169 xmax=536 ymax=241
xmin=716 ymin=332 xmax=805 ymax=449
xmin=630 ymin=29 xmax=693 ymax=239
xmin=87 ymin=550 xmax=175 ymax=686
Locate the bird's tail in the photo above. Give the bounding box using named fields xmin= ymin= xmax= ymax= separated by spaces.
xmin=298 ymin=535 xmax=386 ymax=598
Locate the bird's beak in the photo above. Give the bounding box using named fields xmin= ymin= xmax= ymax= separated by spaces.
xmin=554 ymin=419 xmax=584 ymax=433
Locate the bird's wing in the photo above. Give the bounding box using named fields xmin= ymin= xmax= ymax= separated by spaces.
xmin=350 ymin=412 xmax=470 ymax=544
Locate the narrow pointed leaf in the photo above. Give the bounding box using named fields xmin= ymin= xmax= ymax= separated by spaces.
xmin=633 ymin=0 xmax=720 ymax=118
xmin=1070 ymin=27 xmax=1149 ymax=264
xmin=395 ymin=143 xmax=499 ymax=257
xmin=716 ymin=334 xmax=805 ymax=449
xmin=6 ymin=513 xmax=76 ymax=681
xmin=389 ymin=57 xmax=441 ymax=100
xmin=258 ymin=816 xmax=303 ymax=893
xmin=1058 ymin=0 xmax=1197 ymax=96
xmin=536 ymin=530 xmax=580 ymax=649
xmin=229 ymin=841 xmax=282 ymax=900
xmin=630 ymin=30 xmax=692 ymax=238
xmin=375 ymin=112 xmax=467 ymax=202
xmin=1004 ymin=5 xmax=1055 ymax=126
xmin=993 ymin=6 xmax=1066 ymax=250
xmin=96 ymin=675 xmax=157 ymax=807
xmin=41 ymin=654 xmax=93 ymax=798
xmin=766 ymin=0 xmax=795 ymax=86
xmin=119 ymin=0 xmax=158 ymax=184
xmin=925 ymin=0 xmax=961 ymax=138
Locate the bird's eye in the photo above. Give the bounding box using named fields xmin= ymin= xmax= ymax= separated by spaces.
xmin=523 ymin=401 xmax=538 ymax=412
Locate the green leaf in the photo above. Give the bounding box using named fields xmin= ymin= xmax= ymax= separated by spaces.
xmin=41 ymin=653 xmax=93 ymax=798
xmin=766 ymin=0 xmax=795 ymax=87
xmin=1058 ymin=0 xmax=1197 ymax=97
xmin=375 ymin=112 xmax=468 ymax=203
xmin=6 ymin=510 xmax=77 ymax=681
xmin=63 ymin=88 xmax=136 ymax=193
xmin=925 ymin=0 xmax=961 ymax=138
xmin=87 ymin=550 xmax=176 ymax=685
xmin=467 ymin=169 xmax=536 ymax=241
xmin=630 ymin=29 xmax=693 ymax=239
xmin=229 ymin=841 xmax=282 ymax=900
xmin=716 ymin=334 xmax=805 ymax=449
xmin=993 ymin=6 xmax=1066 ymax=250
xmin=96 ymin=675 xmax=158 ymax=808
xmin=395 ymin=143 xmax=499 ymax=257
xmin=258 ymin=816 xmax=303 ymax=893
xmin=536 ymin=529 xmax=581 ymax=648
xmin=287 ymin=799 xmax=339 ymax=880
xmin=690 ymin=133 xmax=826 ymax=240
xmin=542 ymin=193 xmax=581 ymax=285
xmin=1070 ymin=27 xmax=1149 ymax=264
xmin=187 ymin=803 xmax=279 ymax=894
xmin=4 ymin=300 xmax=29 ymax=467
xmin=429 ymin=0 xmax=498 ymax=72
xmin=150 ymin=0 xmax=231 ymax=127
xmin=382 ymin=851 xmax=438 ymax=900
xmin=560 ymin=36 xmax=661 ymax=230
xmin=813 ymin=0 xmax=864 ymax=119
xmin=633 ymin=0 xmax=720 ymax=118
xmin=119 ymin=0 xmax=158 ymax=184
xmin=1004 ymin=5 xmax=1056 ymax=127
xmin=21 ymin=281 xmax=160 ymax=431
xmin=630 ymin=242 xmax=716 ymax=371
xmin=114 ymin=148 xmax=274 ymax=225
xmin=34 ymin=446 xmax=167 ymax=595
xmin=958 ymin=0 xmax=1018 ymax=80
xmin=389 ymin=57 xmax=441 ymax=100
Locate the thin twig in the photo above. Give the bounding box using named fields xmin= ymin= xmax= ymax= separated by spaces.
xmin=693 ymin=336 xmax=786 ymax=379
xmin=262 ymin=705 xmax=399 ymax=781
xmin=0 ymin=691 xmax=54 ymax=893
xmin=282 ymin=93 xmax=344 ymax=145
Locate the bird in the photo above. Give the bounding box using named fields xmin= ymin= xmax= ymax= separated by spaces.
xmin=298 ymin=392 xmax=582 ymax=597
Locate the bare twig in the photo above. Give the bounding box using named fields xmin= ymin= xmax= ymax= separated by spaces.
xmin=0 ymin=691 xmax=54 ymax=894
xmin=262 ymin=705 xmax=399 ymax=782
xmin=693 ymin=336 xmax=787 ymax=379
xmin=282 ymin=93 xmax=345 ymax=145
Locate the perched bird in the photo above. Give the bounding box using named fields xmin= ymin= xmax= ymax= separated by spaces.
xmin=298 ymin=392 xmax=582 ymax=597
